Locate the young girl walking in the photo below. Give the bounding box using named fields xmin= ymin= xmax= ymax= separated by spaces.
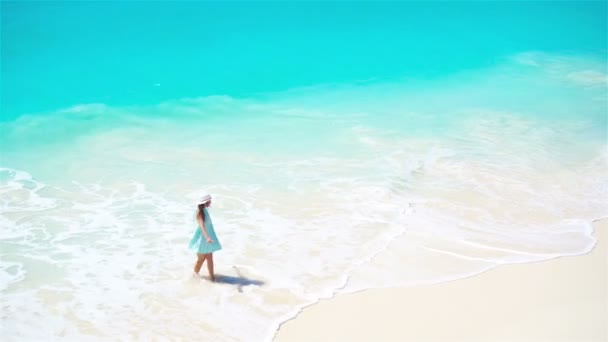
xmin=189 ymin=194 xmax=222 ymax=281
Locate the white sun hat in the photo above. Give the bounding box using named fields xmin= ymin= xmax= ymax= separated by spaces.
xmin=197 ymin=194 xmax=212 ymax=205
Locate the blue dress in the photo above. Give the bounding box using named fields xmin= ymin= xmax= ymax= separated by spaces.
xmin=188 ymin=208 xmax=222 ymax=254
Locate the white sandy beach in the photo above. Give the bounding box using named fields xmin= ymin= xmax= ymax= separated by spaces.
xmin=276 ymin=219 xmax=607 ymax=342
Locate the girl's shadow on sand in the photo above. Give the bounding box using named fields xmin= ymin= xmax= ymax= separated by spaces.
xmin=202 ymin=266 xmax=265 ymax=293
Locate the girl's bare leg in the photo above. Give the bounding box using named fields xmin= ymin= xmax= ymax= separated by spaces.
xmin=206 ymin=253 xmax=215 ymax=282
xmin=194 ymin=253 xmax=205 ymax=274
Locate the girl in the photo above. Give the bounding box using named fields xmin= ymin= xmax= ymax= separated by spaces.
xmin=189 ymin=194 xmax=222 ymax=281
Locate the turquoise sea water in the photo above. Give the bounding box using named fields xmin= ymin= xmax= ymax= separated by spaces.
xmin=2 ymin=1 xmax=606 ymax=118
xmin=1 ymin=1 xmax=607 ymax=341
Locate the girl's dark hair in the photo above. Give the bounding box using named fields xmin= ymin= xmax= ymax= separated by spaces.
xmin=197 ymin=203 xmax=206 ymax=221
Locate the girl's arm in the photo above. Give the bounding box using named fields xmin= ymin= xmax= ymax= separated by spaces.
xmin=197 ymin=214 xmax=213 ymax=243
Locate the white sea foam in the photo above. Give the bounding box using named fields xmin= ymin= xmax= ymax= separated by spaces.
xmin=1 ymin=141 xmax=604 ymax=340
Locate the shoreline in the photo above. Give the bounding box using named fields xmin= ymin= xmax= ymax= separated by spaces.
xmin=275 ymin=219 xmax=607 ymax=342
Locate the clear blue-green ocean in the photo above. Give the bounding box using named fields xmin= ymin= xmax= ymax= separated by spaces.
xmin=1 ymin=1 xmax=607 ymax=340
